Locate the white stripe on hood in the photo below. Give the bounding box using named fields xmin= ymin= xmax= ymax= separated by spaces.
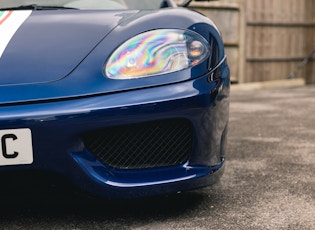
xmin=0 ymin=10 xmax=32 ymax=58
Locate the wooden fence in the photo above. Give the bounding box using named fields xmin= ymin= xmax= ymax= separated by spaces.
xmin=190 ymin=0 xmax=315 ymax=84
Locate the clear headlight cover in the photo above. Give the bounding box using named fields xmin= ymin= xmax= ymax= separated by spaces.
xmin=105 ymin=29 xmax=210 ymax=79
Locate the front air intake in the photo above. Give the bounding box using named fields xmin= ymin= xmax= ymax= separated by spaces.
xmin=83 ymin=119 xmax=193 ymax=170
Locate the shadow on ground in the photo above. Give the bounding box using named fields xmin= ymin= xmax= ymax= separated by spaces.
xmin=0 ymin=172 xmax=214 ymax=227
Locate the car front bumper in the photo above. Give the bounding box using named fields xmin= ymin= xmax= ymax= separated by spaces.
xmin=0 ymin=68 xmax=229 ymax=198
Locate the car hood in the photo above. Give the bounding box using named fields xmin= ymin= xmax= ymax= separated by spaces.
xmin=0 ymin=8 xmax=222 ymax=105
xmin=0 ymin=10 xmax=138 ymax=85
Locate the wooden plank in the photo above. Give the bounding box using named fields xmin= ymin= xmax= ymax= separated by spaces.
xmin=304 ymin=0 xmax=315 ymax=84
xmin=238 ymin=0 xmax=246 ymax=83
xmin=191 ymin=0 xmax=314 ymax=83
xmin=243 ymin=0 xmax=313 ymax=82
xmin=190 ymin=1 xmax=241 ymax=82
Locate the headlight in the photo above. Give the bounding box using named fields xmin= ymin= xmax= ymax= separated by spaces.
xmin=105 ymin=29 xmax=210 ymax=79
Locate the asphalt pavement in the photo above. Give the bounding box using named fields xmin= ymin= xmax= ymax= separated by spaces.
xmin=0 ymin=79 xmax=314 ymax=229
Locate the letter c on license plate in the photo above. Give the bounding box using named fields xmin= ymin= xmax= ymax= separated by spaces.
xmin=0 ymin=128 xmax=33 ymax=166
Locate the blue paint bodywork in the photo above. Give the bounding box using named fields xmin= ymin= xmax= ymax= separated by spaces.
xmin=0 ymin=6 xmax=230 ymax=198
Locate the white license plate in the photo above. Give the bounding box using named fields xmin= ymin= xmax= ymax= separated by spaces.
xmin=0 ymin=128 xmax=33 ymax=166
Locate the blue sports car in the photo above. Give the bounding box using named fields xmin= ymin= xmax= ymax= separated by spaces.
xmin=0 ymin=0 xmax=230 ymax=198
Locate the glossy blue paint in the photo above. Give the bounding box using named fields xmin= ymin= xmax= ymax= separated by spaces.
xmin=0 ymin=10 xmax=139 ymax=85
xmin=1 ymin=8 xmax=224 ymax=104
xmin=0 ymin=5 xmax=230 ymax=198
xmin=0 ymin=67 xmax=229 ymax=198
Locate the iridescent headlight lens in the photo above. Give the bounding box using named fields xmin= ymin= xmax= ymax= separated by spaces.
xmin=105 ymin=29 xmax=210 ymax=79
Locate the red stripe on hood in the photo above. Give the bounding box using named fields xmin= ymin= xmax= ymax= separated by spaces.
xmin=0 ymin=11 xmax=13 ymax=25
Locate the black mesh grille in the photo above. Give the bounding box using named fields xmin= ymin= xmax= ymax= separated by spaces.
xmin=83 ymin=119 xmax=193 ymax=170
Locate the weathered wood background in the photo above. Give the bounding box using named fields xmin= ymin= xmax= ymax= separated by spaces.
xmin=189 ymin=0 xmax=315 ymax=84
